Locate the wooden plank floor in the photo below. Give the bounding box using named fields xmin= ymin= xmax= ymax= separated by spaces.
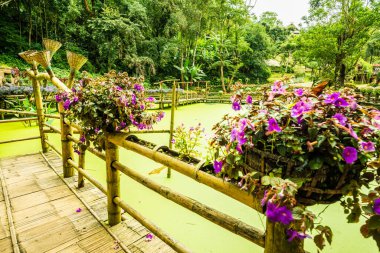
xmin=0 ymin=152 xmax=175 ymax=253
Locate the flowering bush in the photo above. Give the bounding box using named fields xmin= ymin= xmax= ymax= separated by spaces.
xmin=56 ymin=71 xmax=164 ymax=150
xmin=173 ymin=123 xmax=204 ymax=158
xmin=209 ymin=81 xmax=380 ymax=250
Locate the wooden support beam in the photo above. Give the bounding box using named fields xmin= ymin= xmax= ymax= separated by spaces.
xmin=105 ymin=133 xmax=121 ymax=226
xmin=264 ymin=220 xmax=304 ymax=253
xmin=113 ymin=161 xmax=265 ymax=247
xmin=59 ymin=104 xmax=74 ymax=177
xmin=78 ymin=131 xmax=86 ymax=188
xmin=0 ymin=109 xmax=59 ymax=119
xmin=114 ymin=197 xmax=192 ymax=253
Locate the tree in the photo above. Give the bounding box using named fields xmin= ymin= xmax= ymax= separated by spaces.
xmin=304 ymin=0 xmax=380 ymax=86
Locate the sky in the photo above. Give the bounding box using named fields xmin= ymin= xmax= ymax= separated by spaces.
xmin=250 ymin=0 xmax=310 ymax=26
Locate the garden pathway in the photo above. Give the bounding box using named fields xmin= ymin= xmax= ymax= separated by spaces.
xmin=0 ymin=152 xmax=175 ymax=253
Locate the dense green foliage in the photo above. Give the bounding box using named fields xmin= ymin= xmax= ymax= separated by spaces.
xmin=0 ymin=0 xmax=379 ymax=87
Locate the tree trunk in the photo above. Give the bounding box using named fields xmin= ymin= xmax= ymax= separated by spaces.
xmin=220 ymin=63 xmax=226 ymax=93
xmin=339 ymin=63 xmax=346 ymax=86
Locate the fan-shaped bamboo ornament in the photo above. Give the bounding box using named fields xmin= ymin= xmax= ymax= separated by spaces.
xmin=29 ymin=51 xmax=51 ymax=69
xmin=42 ymin=38 xmax=62 ymax=57
xmin=18 ymin=50 xmax=39 ymax=65
xmin=67 ymin=51 xmax=88 ymax=71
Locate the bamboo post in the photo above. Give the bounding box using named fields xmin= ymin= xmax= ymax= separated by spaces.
xmin=78 ymin=131 xmax=86 ymax=188
xmin=167 ymin=81 xmax=177 ymax=178
xmin=59 ymin=103 xmax=74 ymax=177
xmin=159 ymin=82 xmax=164 ymax=109
xmin=264 ymin=220 xmax=304 ymax=253
xmin=31 ymin=63 xmax=49 ymax=153
xmin=105 ymin=133 xmax=121 ymax=226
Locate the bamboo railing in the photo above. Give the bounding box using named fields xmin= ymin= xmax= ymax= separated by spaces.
xmin=0 ymin=40 xmax=306 ymax=253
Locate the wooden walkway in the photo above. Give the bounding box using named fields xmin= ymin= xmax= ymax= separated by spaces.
xmin=0 ymin=152 xmax=175 ymax=253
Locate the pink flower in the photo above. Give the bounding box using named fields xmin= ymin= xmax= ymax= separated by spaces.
xmin=342 ymin=146 xmax=358 ymax=164
xmin=145 ymin=233 xmax=154 ymax=241
xmin=76 ymin=208 xmax=82 ymax=213
xmin=294 ymin=88 xmax=304 ymax=97
xmin=360 ymin=141 xmax=375 ymax=152
xmin=267 ymin=118 xmax=281 ymax=132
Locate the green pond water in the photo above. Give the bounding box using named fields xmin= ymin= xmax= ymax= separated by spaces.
xmin=0 ymin=103 xmax=377 ymax=253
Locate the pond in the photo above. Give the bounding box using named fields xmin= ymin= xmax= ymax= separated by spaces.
xmin=0 ymin=103 xmax=376 ymax=253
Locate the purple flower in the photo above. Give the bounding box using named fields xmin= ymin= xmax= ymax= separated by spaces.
xmin=116 ymin=86 xmax=123 ymax=91
xmin=230 ymin=128 xmax=247 ymax=145
xmin=286 ymin=229 xmax=311 ymax=241
xmin=236 ymin=144 xmax=243 ymax=154
xmin=131 ymin=94 xmax=137 ymax=105
xmin=140 ymin=104 xmax=145 ymax=110
xmin=94 ymin=128 xmax=100 ymax=134
xmin=265 ymin=202 xmax=293 ymax=225
xmin=342 ymin=146 xmax=358 ymax=164
xmin=74 ymin=149 xmax=81 ymax=155
xmin=261 ymin=191 xmax=268 ymax=206
xmin=76 ymin=208 xmax=82 ymax=213
xmin=334 ymin=98 xmax=349 ymax=107
xmin=55 ymin=94 xmax=62 ymax=102
xmin=267 ymin=118 xmax=281 ymax=132
xmin=146 ymin=96 xmax=155 ymax=102
xmin=134 ymin=83 xmax=144 ymax=92
xmin=171 ymin=139 xmax=176 ymax=144
xmin=324 ymin=92 xmax=340 ymax=104
xmin=291 ymin=100 xmax=313 ymax=118
xmin=63 ymin=99 xmax=71 ymax=110
xmin=213 ymin=160 xmax=223 ymax=174
xmin=157 ymin=112 xmax=165 ymax=121
xmin=145 ymin=233 xmax=154 ymax=241
xmin=72 ymin=96 xmax=79 ymax=103
xmin=232 ymin=101 xmax=241 ymax=111
xmin=79 ymin=135 xmax=86 ymax=143
xmin=373 ymin=198 xmax=380 ymax=215
xmin=246 ymin=95 xmax=253 ymax=104
xmin=360 ymin=141 xmax=375 ymax=152
xmin=294 ymin=88 xmax=304 ymax=97
xmin=332 ymin=113 xmax=347 ymax=126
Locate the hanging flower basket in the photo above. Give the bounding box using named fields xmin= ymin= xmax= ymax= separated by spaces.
xmin=210 ymin=82 xmax=379 ymax=205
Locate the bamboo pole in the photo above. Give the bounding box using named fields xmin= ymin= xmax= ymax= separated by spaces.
xmin=59 ymin=104 xmax=74 ymax=177
xmin=264 ymin=220 xmax=304 ymax=253
xmin=30 ymin=63 xmax=49 ymax=152
xmin=0 ymin=136 xmax=40 ymax=144
xmin=67 ymin=135 xmax=106 ymax=161
xmin=67 ymin=159 xmax=107 ymax=194
xmin=44 ymin=139 xmax=62 ymax=156
xmin=108 ymin=133 xmax=263 ymax=212
xmin=43 ymin=123 xmax=61 ymax=134
xmin=78 ymin=131 xmax=86 ymax=188
xmin=0 ymin=117 xmax=37 ymax=123
xmin=105 ymin=133 xmax=121 ymax=226
xmin=113 ymin=161 xmax=265 ymax=247
xmin=0 ymin=109 xmax=59 ymax=119
xmin=167 ymin=81 xmax=177 ymax=178
xmin=113 ymin=197 xmax=192 ymax=253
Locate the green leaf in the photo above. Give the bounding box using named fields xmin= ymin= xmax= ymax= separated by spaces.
xmin=316 ymin=135 xmax=326 ymax=147
xmin=261 ymin=176 xmax=271 ymax=186
xmin=314 ymin=234 xmax=325 ymax=250
xmin=309 ymin=157 xmax=323 ymax=170
xmin=277 ymin=145 xmax=287 ymax=156
xmin=292 ymin=206 xmax=304 ymax=220
xmin=367 ymin=215 xmax=380 ymax=229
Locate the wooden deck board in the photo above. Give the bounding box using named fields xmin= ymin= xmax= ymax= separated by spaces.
xmin=0 ymin=151 xmax=176 ymax=253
